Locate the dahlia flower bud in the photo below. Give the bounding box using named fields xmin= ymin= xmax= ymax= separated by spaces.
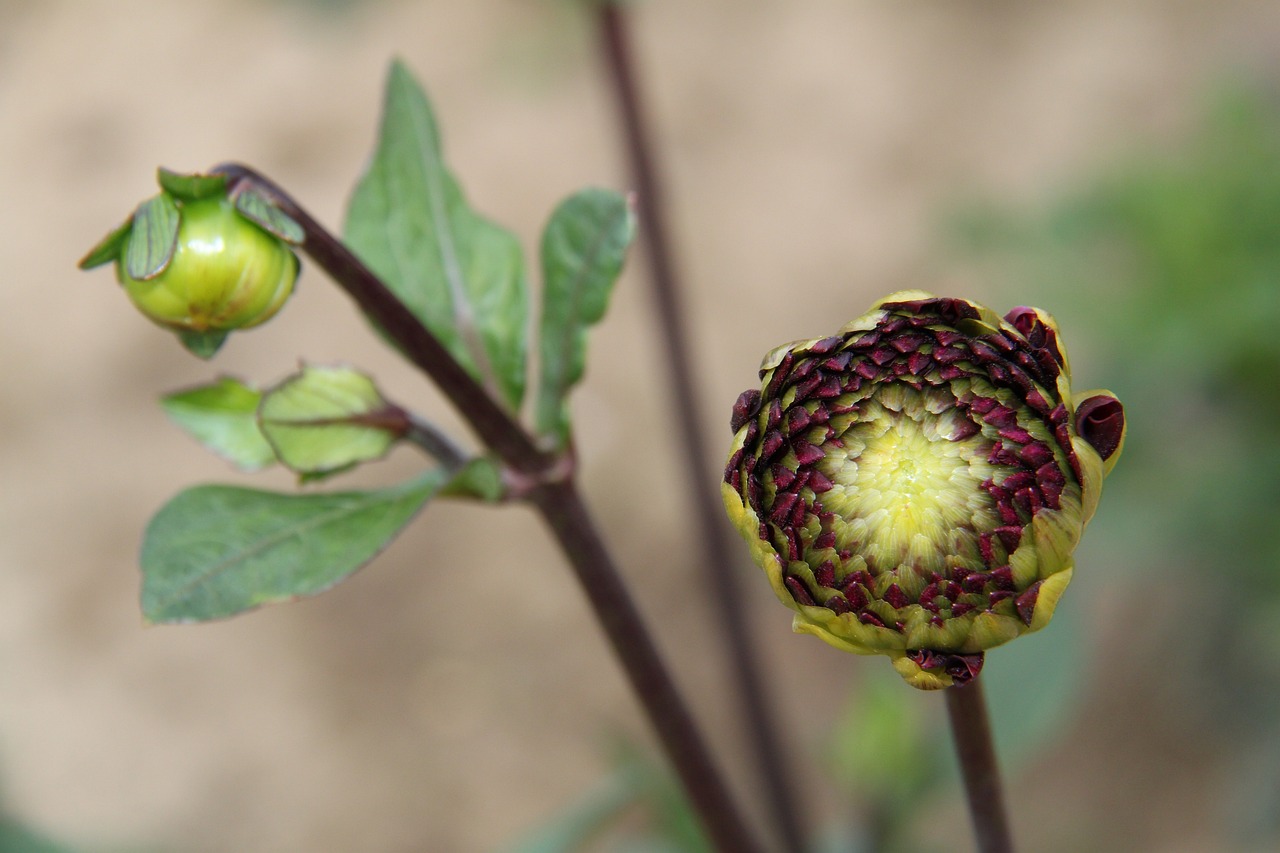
xmin=79 ymin=169 xmax=301 ymax=358
xmin=723 ymin=291 xmax=1124 ymax=690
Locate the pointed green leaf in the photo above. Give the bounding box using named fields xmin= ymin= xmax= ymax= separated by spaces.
xmin=535 ymin=189 xmax=635 ymax=445
xmin=157 ymin=167 xmax=228 ymax=203
xmin=258 ymin=364 xmax=402 ymax=477
xmin=141 ymin=471 xmax=448 ymax=622
xmin=177 ymin=328 xmax=229 ymax=359
xmin=125 ymin=193 xmax=181 ymax=281
xmin=233 ymin=185 xmax=305 ymax=245
xmin=78 ymin=213 xmax=134 ymax=270
xmin=161 ymin=377 xmax=276 ymax=470
xmin=344 ymin=59 xmax=529 ymax=410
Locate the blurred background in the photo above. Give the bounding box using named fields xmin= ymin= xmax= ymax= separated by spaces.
xmin=3 ymin=0 xmax=1280 ymax=850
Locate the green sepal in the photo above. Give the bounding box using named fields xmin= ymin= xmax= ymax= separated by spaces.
xmin=125 ymin=193 xmax=181 ymax=281
xmin=140 ymin=470 xmax=449 ymax=623
xmin=440 ymin=456 xmax=505 ymax=501
xmin=77 ymin=213 xmax=134 ymax=270
xmin=233 ymin=185 xmax=305 ymax=245
xmin=157 ymin=167 xmax=228 ymax=203
xmin=160 ymin=377 xmax=276 ymax=470
xmin=534 ymin=188 xmax=635 ymax=447
xmin=344 ymin=59 xmax=529 ymax=411
xmin=177 ymin=328 xmax=230 ymax=359
xmin=257 ymin=364 xmax=401 ymax=478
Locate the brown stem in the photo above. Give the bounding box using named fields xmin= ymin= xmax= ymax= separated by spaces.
xmin=593 ymin=7 xmax=808 ymax=853
xmin=945 ymin=678 xmax=1015 ymax=853
xmin=210 ymin=163 xmax=767 ymax=853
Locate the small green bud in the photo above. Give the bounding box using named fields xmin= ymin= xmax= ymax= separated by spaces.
xmin=79 ymin=169 xmax=300 ymax=358
xmin=723 ymin=291 xmax=1125 ymax=689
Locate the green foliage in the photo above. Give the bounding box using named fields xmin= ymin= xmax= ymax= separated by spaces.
xmin=232 ymin=186 xmax=305 ymax=244
xmin=952 ymin=82 xmax=1280 ymax=592
xmin=141 ymin=471 xmax=448 ymax=622
xmin=77 ymin=213 xmax=133 ymax=270
xmin=156 ymin=168 xmax=227 ymax=203
xmin=0 ymin=817 xmax=78 ymax=853
xmin=504 ymin=743 xmax=710 ymax=853
xmin=258 ymin=364 xmax=399 ymax=477
xmin=949 ymin=81 xmax=1280 ymax=841
xmin=161 ymin=377 xmax=275 ymax=470
xmin=124 ymin=193 xmax=179 ymax=280
xmin=535 ymin=189 xmax=636 ymax=447
xmin=345 ymin=59 xmax=529 ymax=410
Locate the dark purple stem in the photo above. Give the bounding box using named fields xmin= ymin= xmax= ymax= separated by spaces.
xmin=209 ymin=162 xmax=767 ymax=853
xmin=594 ymin=7 xmax=808 ymax=853
xmin=945 ymin=678 xmax=1015 ymax=853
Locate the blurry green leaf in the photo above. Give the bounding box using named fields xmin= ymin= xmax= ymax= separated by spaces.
xmin=535 ymin=189 xmax=635 ymax=446
xmin=141 ymin=470 xmax=446 ymax=622
xmin=161 ymin=377 xmax=275 ymax=470
xmin=258 ymin=364 xmax=400 ymax=477
xmin=440 ymin=456 xmax=505 ymax=501
xmin=608 ymin=741 xmax=711 ymax=853
xmin=125 ymin=193 xmax=180 ymax=280
xmin=177 ymin=328 xmax=230 ymax=360
xmin=502 ymin=766 xmax=641 ymax=853
xmin=77 ymin=212 xmax=133 ymax=270
xmin=345 ymin=59 xmax=529 ymax=409
xmin=233 ymin=185 xmax=305 ymax=244
xmin=829 ymin=669 xmax=943 ymax=805
xmin=0 ymin=817 xmax=78 ymax=853
xmin=982 ymin=574 xmax=1089 ymax=761
xmin=157 ymin=167 xmax=227 ymax=203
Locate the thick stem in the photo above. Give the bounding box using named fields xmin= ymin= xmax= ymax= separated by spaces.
xmin=945 ymin=678 xmax=1015 ymax=853
xmin=594 ymin=7 xmax=808 ymax=853
xmin=210 ymin=163 xmax=767 ymax=853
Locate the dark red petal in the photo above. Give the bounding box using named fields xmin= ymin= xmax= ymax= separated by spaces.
xmin=1074 ymin=395 xmax=1125 ymax=461
xmin=1015 ymin=581 xmax=1043 ymax=625
xmin=731 ymin=389 xmax=761 ymax=433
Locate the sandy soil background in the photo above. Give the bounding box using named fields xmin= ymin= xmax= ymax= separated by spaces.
xmin=3 ymin=1 xmax=1279 ymax=850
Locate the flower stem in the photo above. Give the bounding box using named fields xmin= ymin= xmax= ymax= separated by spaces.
xmin=210 ymin=163 xmax=768 ymax=853
xmin=945 ymin=677 xmax=1015 ymax=853
xmin=593 ymin=6 xmax=808 ymax=853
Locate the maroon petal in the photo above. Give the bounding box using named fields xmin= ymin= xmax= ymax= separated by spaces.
xmin=1075 ymin=394 xmax=1125 ymax=461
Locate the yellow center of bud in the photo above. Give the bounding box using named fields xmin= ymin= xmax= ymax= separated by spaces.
xmin=817 ymin=386 xmax=998 ymax=591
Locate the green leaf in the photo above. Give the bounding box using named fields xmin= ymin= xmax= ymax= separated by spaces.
xmin=157 ymin=167 xmax=228 ymax=203
xmin=257 ymin=364 xmax=401 ymax=477
xmin=161 ymin=377 xmax=276 ymax=470
xmin=344 ymin=59 xmax=529 ymax=410
xmin=440 ymin=456 xmax=505 ymax=501
xmin=141 ymin=471 xmax=447 ymax=622
xmin=233 ymin=185 xmax=305 ymax=244
xmin=125 ymin=193 xmax=180 ymax=280
xmin=77 ymin=212 xmax=133 ymax=270
xmin=177 ymin=328 xmax=229 ymax=359
xmin=502 ymin=768 xmax=641 ymax=853
xmin=534 ymin=189 xmax=635 ymax=445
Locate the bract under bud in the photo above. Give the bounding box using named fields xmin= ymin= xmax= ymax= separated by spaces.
xmin=723 ymin=291 xmax=1124 ymax=689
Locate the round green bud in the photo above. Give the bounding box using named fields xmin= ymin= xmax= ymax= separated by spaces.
xmin=117 ymin=197 xmax=297 ymax=335
xmin=723 ymin=291 xmax=1125 ymax=689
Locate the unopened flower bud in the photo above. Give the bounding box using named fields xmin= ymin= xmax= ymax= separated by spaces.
xmin=723 ymin=291 xmax=1125 ymax=689
xmin=79 ymin=169 xmax=301 ymax=357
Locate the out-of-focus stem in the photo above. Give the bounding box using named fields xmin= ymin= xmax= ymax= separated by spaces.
xmin=593 ymin=7 xmax=808 ymax=853
xmin=209 ymin=162 xmax=768 ymax=853
xmin=945 ymin=678 xmax=1015 ymax=853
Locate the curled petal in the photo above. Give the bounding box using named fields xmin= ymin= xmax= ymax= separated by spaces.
xmin=1072 ymin=391 xmax=1126 ymax=475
